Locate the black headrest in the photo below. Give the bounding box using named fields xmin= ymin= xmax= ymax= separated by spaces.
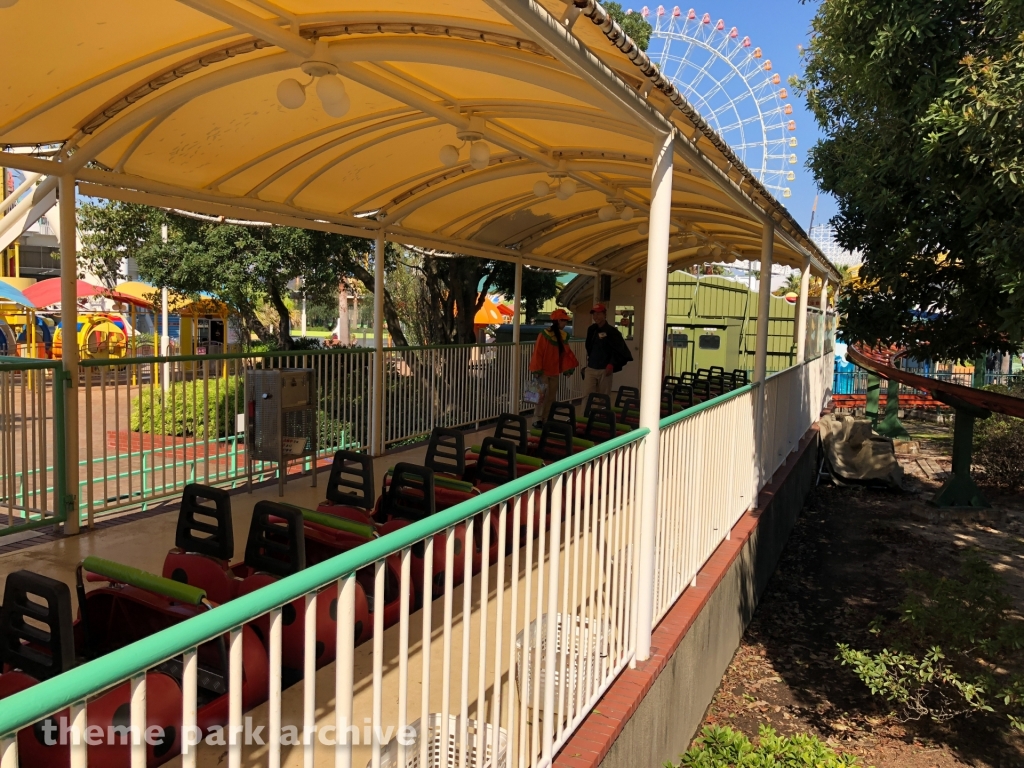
xmin=549 ymin=401 xmax=576 ymax=426
xmin=620 ymin=399 xmax=640 ymax=422
xmin=326 ymin=450 xmax=375 ymax=510
xmin=710 ymin=365 xmax=725 ymax=375
xmin=680 ymin=372 xmax=695 ymax=385
xmin=0 ymin=571 xmax=75 ymax=681
xmin=696 ymin=368 xmax=711 ymax=380
xmin=244 ymin=502 xmax=306 ymax=578
xmin=693 ymin=378 xmax=710 ymax=396
xmin=176 ymin=484 xmax=233 ymax=561
xmin=494 ymin=413 xmax=528 ymax=452
xmin=584 ymin=408 xmax=616 ymax=442
xmin=615 ymin=386 xmax=640 ymax=408
xmin=426 ymin=428 xmax=465 ymax=478
xmin=584 ymin=392 xmax=612 ymax=417
xmin=673 ymin=384 xmax=694 ymax=409
xmin=732 ymin=369 xmax=748 ymax=385
xmin=477 ymin=437 xmax=518 ymax=486
xmin=382 ymin=464 xmax=437 ymax=523
xmin=536 ymin=421 xmax=574 ymax=462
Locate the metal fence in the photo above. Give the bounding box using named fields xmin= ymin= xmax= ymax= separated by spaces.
xmin=0 ymin=359 xmax=66 ymax=533
xmin=0 ymin=428 xmax=645 ymax=768
xmin=832 ymin=369 xmax=1024 ymax=397
xmin=382 ymin=343 xmax=517 ymax=447
xmin=0 ymin=353 xmax=833 ymax=768
xmin=79 ymin=348 xmax=373 ymax=525
xmin=652 ymin=384 xmax=757 ymax=622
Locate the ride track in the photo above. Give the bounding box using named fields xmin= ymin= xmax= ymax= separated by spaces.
xmin=846 ymin=344 xmax=1024 ymax=419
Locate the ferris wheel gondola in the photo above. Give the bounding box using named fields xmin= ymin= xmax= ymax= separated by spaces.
xmin=643 ymin=6 xmax=798 ymax=199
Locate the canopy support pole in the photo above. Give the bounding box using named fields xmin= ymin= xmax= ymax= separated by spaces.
xmin=794 ymin=258 xmax=810 ymax=364
xmin=753 ymin=221 xmax=774 ymax=489
xmin=59 ymin=175 xmax=79 ymax=535
xmin=634 ymin=131 xmax=673 ymax=663
xmin=511 ymin=260 xmax=523 ymax=412
xmin=819 ymin=279 xmax=828 ymax=358
xmin=592 ymin=270 xmax=601 ymax=320
xmin=370 ymin=231 xmax=385 ymax=457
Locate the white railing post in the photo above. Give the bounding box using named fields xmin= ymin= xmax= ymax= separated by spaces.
xmin=370 ymin=229 xmax=385 ymax=456
xmin=511 ymin=259 xmax=523 ymax=410
xmin=794 ymin=257 xmax=810 ymax=364
xmin=58 ymin=174 xmax=79 ymax=535
xmin=752 ymin=221 xmax=774 ymax=489
xmin=635 ymin=130 xmax=674 ymax=662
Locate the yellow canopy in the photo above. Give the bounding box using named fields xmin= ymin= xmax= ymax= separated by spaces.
xmin=0 ymin=0 xmax=839 ymax=282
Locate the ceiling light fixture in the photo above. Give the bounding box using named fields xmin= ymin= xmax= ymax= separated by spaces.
xmin=438 ymin=116 xmax=492 ymax=170
xmin=276 ymin=39 xmax=350 ymax=118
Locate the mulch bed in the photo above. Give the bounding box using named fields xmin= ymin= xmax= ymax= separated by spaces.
xmin=685 ymin=420 xmax=1024 ymax=768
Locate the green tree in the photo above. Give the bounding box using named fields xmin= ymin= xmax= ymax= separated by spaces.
xmin=78 ymin=201 xmax=411 ymax=349
xmin=796 ymin=0 xmax=1024 ymax=360
xmin=605 ymin=2 xmax=652 ymax=51
xmin=78 ymin=201 xmax=164 ymax=288
xmin=488 ymin=263 xmax=560 ymax=324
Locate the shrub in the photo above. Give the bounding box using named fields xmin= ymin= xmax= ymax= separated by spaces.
xmin=837 ymin=552 xmax=1024 ymax=731
xmin=674 ymin=724 xmax=863 ymax=767
xmin=974 ymin=382 xmax=1024 ymax=490
xmin=131 ymin=375 xmax=245 ymax=439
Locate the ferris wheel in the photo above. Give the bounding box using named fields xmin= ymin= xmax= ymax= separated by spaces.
xmin=642 ymin=6 xmax=798 ymax=199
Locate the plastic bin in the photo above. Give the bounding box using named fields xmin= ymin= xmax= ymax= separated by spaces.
xmin=515 ymin=613 xmax=609 ymax=722
xmin=374 ymin=714 xmax=507 ymax=768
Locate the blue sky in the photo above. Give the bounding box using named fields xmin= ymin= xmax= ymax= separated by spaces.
xmin=629 ymin=0 xmax=836 ymax=233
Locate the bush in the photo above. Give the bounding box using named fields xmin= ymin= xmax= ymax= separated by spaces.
xmin=974 ymin=382 xmax=1024 ymax=490
xmin=837 ymin=552 xmax=1024 ymax=731
xmin=674 ymin=724 xmax=863 ymax=767
xmin=131 ymin=375 xmax=244 ymax=439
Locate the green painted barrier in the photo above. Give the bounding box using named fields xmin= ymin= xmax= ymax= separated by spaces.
xmin=0 ymin=425 xmax=647 ymax=737
xmin=82 ymin=556 xmax=207 ymax=606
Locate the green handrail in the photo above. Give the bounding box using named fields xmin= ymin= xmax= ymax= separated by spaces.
xmin=0 ymin=424 xmax=648 ymax=737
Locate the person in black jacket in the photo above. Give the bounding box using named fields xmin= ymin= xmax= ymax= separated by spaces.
xmin=583 ymin=304 xmax=632 ymax=399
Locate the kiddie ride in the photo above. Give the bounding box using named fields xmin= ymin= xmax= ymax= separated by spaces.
xmin=0 ymin=409 xmax=620 ymax=766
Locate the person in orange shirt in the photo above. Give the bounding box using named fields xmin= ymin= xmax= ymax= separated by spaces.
xmin=528 ymin=308 xmax=579 ymax=425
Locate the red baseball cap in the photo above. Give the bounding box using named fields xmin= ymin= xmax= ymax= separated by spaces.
xmin=550 ymin=308 xmax=570 ymax=321
xmin=590 ymin=303 xmax=607 ymax=313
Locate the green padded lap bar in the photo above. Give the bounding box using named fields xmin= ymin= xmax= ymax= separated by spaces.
xmin=468 ymin=446 xmax=544 ymax=468
xmin=282 ymin=504 xmax=377 ymax=539
xmin=83 ymin=556 xmax=207 ymax=605
xmin=384 ymin=468 xmax=475 ymax=494
xmin=527 ymin=429 xmax=595 ymax=450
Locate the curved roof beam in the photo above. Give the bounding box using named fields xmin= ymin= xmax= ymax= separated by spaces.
xmin=206 ymin=106 xmax=416 ymax=189
xmin=0 ymin=28 xmax=243 ymax=139
xmin=255 ymin=115 xmax=440 ymax=200
xmin=69 ymin=51 xmax=303 ymax=173
xmin=285 ymin=111 xmax=646 ymax=208
xmin=113 ymin=111 xmax=176 ymax=173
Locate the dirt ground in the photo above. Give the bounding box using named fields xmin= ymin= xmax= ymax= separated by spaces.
xmin=688 ymin=419 xmax=1024 ymax=768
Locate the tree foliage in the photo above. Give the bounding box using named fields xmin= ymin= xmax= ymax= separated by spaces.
xmin=77 ymin=201 xmax=410 ymax=349
xmin=796 ymin=0 xmax=1024 ymax=360
xmin=488 ymin=262 xmax=560 ymax=324
xmin=605 ymin=2 xmax=652 ymax=51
